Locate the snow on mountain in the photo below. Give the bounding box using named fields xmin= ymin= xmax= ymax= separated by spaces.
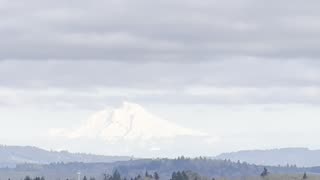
xmin=52 ymin=102 xmax=206 ymax=142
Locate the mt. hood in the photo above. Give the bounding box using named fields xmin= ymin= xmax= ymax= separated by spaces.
xmin=52 ymin=102 xmax=206 ymax=142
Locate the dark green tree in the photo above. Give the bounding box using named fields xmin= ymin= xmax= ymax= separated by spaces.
xmin=154 ymin=172 xmax=159 ymax=180
xmin=134 ymin=174 xmax=141 ymax=180
xmin=303 ymin=172 xmax=308 ymax=179
xmin=103 ymin=173 xmax=113 ymax=180
xmin=171 ymin=172 xmax=177 ymax=180
xmin=260 ymin=167 xmax=269 ymax=177
xmin=112 ymin=170 xmax=121 ymax=180
xmin=181 ymin=171 xmax=188 ymax=180
xmin=177 ymin=171 xmax=183 ymax=180
xmin=171 ymin=171 xmax=188 ymax=180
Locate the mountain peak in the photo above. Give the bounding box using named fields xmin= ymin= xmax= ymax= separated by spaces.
xmin=52 ymin=102 xmax=206 ymax=141
xmin=121 ymin=101 xmax=144 ymax=111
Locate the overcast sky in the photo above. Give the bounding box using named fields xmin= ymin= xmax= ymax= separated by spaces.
xmin=1 ymin=0 xmax=320 ymax=156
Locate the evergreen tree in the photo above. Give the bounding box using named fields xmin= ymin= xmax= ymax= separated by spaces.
xmin=83 ymin=176 xmax=87 ymax=180
xmin=260 ymin=167 xmax=269 ymax=177
xmin=154 ymin=172 xmax=159 ymax=180
xmin=303 ymin=172 xmax=308 ymax=179
xmin=103 ymin=174 xmax=109 ymax=180
xmin=181 ymin=171 xmax=188 ymax=180
xmin=112 ymin=170 xmax=121 ymax=180
xmin=171 ymin=171 xmax=188 ymax=180
xmin=171 ymin=172 xmax=177 ymax=180
xmin=176 ymin=171 xmax=182 ymax=180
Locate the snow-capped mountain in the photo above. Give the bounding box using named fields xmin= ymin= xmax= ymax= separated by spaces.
xmin=53 ymin=102 xmax=206 ymax=141
xmin=50 ymin=102 xmax=218 ymax=157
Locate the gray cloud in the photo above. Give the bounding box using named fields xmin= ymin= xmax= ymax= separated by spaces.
xmin=1 ymin=59 xmax=320 ymax=108
xmin=1 ymin=0 xmax=320 ymax=107
xmin=1 ymin=0 xmax=320 ymax=60
xmin=1 ymin=59 xmax=320 ymax=89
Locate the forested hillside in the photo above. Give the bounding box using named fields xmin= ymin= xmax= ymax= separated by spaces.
xmin=215 ymin=148 xmax=320 ymax=167
xmin=0 ymin=157 xmax=310 ymax=180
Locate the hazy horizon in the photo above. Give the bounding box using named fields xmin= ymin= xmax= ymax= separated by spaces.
xmin=1 ymin=100 xmax=320 ymax=157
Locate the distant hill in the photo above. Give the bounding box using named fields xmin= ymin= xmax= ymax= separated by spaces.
xmin=214 ymin=148 xmax=320 ymax=167
xmin=0 ymin=158 xmax=308 ymax=180
xmin=1 ymin=145 xmax=320 ymax=179
xmin=0 ymin=145 xmax=131 ymax=167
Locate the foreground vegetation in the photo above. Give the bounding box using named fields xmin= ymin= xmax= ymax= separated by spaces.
xmin=17 ymin=170 xmax=320 ymax=180
xmin=226 ymin=174 xmax=320 ymax=180
xmin=2 ymin=158 xmax=320 ymax=180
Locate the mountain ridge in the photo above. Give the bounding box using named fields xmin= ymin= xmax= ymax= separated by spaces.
xmin=0 ymin=157 xmax=314 ymax=180
xmin=0 ymin=145 xmax=131 ymax=167
xmin=214 ymin=147 xmax=320 ymax=167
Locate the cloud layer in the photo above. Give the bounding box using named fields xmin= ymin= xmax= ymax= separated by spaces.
xmin=2 ymin=0 xmax=320 ymax=108
xmin=1 ymin=59 xmax=320 ymax=108
xmin=1 ymin=0 xmax=320 ymax=60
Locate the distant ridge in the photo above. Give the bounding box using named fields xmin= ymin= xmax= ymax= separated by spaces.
xmin=214 ymin=147 xmax=320 ymax=167
xmin=2 ymin=145 xmax=320 ymax=169
xmin=0 ymin=145 xmax=131 ymax=167
xmin=0 ymin=158 xmax=308 ymax=180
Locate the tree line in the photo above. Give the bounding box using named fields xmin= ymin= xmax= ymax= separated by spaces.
xmin=17 ymin=167 xmax=310 ymax=180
